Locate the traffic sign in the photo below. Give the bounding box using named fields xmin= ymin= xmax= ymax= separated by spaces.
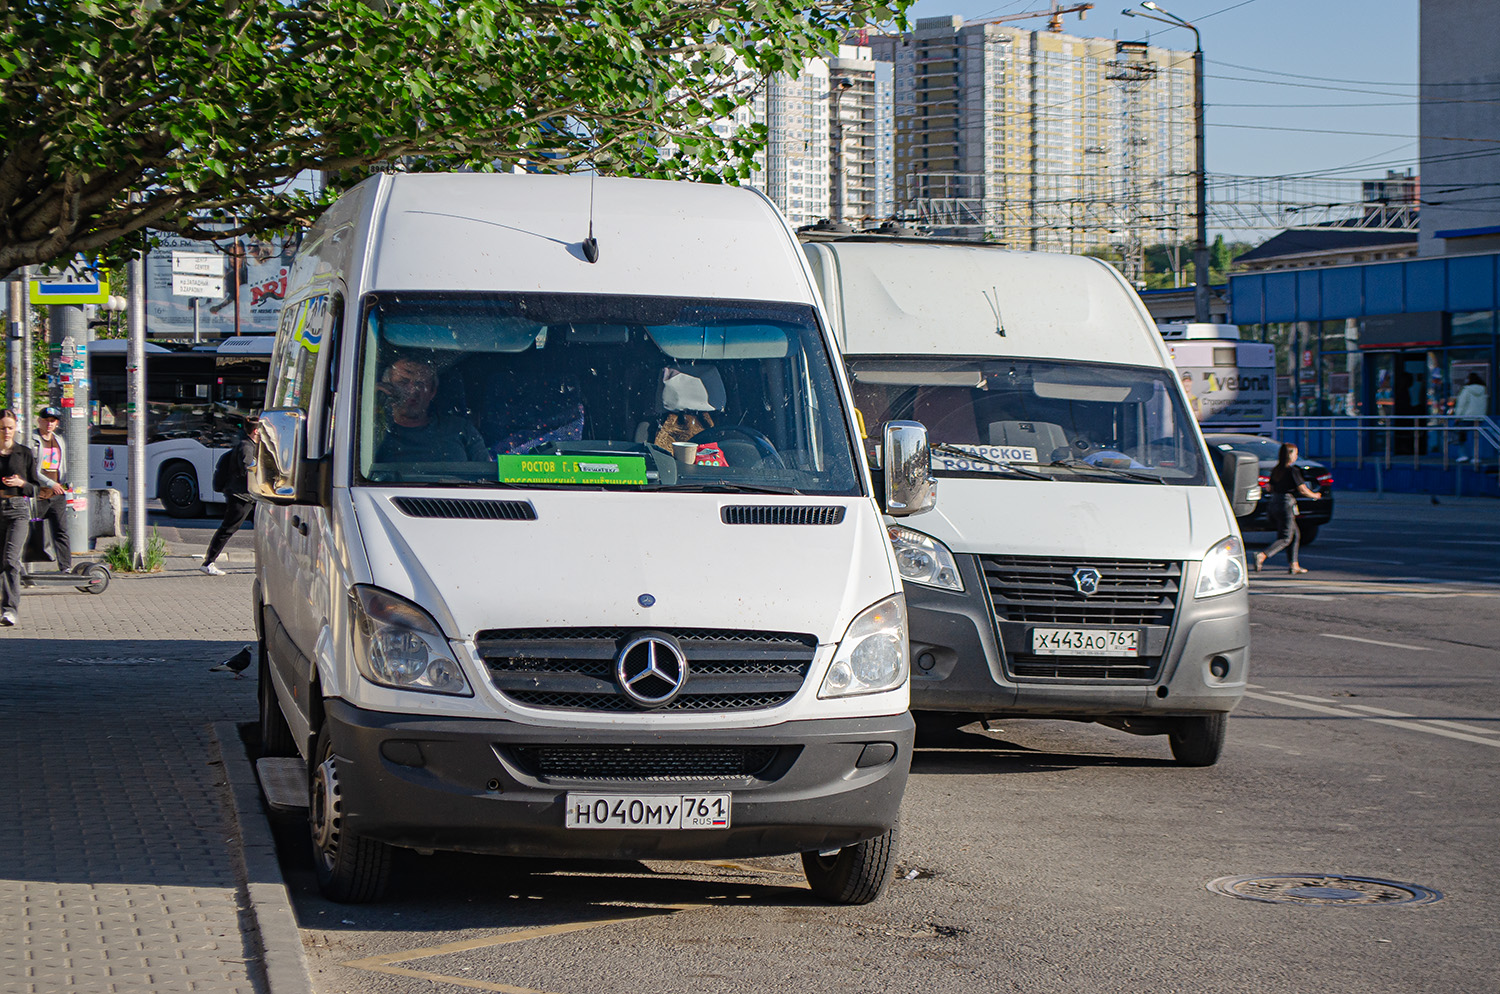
xmin=29 ymin=278 xmax=110 ymax=305
xmin=172 ymin=251 xmax=223 ymax=275
xmin=172 ymin=273 xmax=225 ymax=297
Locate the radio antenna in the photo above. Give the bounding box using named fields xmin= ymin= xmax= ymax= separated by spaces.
xmin=582 ymin=167 xmax=599 ymax=264
xmin=983 ymin=287 xmax=1005 ymax=336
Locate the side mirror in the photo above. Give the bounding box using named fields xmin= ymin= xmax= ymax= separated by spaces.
xmin=883 ymin=420 xmax=937 ymax=517
xmin=1212 ymin=448 xmax=1261 ymax=519
xmin=251 ymin=408 xmax=311 ymax=505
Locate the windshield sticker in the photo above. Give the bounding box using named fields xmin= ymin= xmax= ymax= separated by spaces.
xmin=497 ymin=454 xmax=649 ymax=486
xmin=933 ymin=444 xmax=1038 ymax=472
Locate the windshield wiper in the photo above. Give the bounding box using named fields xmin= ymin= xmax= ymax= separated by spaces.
xmin=1048 ymin=458 xmax=1166 ymax=484
xmin=930 ymin=443 xmax=1051 ymax=481
xmin=651 ymin=482 xmax=804 ymax=495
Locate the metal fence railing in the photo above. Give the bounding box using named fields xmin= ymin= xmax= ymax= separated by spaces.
xmin=1272 ymin=415 xmax=1500 ymax=489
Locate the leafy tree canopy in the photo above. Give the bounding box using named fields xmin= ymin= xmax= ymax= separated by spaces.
xmin=1 ymin=0 xmax=909 ymax=278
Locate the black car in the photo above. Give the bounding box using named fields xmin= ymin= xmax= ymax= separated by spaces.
xmin=1204 ymin=433 xmax=1335 ymax=545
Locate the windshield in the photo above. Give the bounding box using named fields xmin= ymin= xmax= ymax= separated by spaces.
xmin=354 ymin=292 xmax=861 ymax=495
xmin=847 ymin=357 xmax=1206 ymax=485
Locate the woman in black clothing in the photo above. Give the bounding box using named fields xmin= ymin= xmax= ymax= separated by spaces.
xmin=0 ymin=408 xmax=50 ymax=626
xmin=1254 ymin=442 xmax=1322 ymax=575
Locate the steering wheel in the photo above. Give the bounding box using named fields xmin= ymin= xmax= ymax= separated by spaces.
xmin=689 ymin=425 xmax=786 ymax=469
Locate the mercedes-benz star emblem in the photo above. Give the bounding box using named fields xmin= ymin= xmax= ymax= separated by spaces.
xmin=615 ymin=634 xmax=688 ymax=708
xmin=1072 ymin=567 xmax=1102 ymax=597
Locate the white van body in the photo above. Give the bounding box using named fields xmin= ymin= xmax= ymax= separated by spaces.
xmin=803 ymin=238 xmax=1249 ymax=765
xmin=254 ymin=175 xmax=918 ymax=902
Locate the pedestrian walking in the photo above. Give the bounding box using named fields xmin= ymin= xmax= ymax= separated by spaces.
xmin=200 ymin=421 xmax=258 ymax=576
xmin=1 ymin=409 xmax=52 ymax=626
xmin=1254 ymin=442 xmax=1322 ymax=576
xmin=30 ymin=406 xmax=71 ymax=571
xmin=1453 ymin=373 xmax=1489 ymax=462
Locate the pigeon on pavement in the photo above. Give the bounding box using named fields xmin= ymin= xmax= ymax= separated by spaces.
xmin=210 ymin=645 xmax=254 ymax=679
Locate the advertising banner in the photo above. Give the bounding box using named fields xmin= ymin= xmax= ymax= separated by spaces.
xmin=145 ymin=229 xmax=302 ymax=337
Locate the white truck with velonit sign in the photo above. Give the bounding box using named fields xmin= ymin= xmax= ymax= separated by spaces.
xmin=251 ymin=173 xmax=939 ymax=903
xmin=802 ymin=236 xmax=1256 ymax=766
xmin=1159 ymin=322 xmax=1277 ymax=435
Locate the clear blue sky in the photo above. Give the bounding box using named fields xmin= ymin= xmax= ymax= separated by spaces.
xmin=900 ymin=0 xmax=1421 ymax=181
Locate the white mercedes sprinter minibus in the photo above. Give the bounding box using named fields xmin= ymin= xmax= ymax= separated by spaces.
xmin=803 ymin=237 xmax=1256 ymax=766
xmin=251 ymin=174 xmax=937 ymax=903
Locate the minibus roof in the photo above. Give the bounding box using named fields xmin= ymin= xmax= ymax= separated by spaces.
xmin=810 ymin=241 xmax=1166 ymax=367
xmin=367 ymin=174 xmax=815 ymax=305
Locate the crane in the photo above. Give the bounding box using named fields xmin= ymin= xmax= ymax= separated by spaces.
xmin=967 ymin=2 xmax=1095 ymax=33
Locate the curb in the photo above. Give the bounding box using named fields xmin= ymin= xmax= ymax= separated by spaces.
xmin=213 ymin=720 xmax=315 ymax=994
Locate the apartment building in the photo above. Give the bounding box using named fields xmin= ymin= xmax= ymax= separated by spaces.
xmin=873 ymin=16 xmax=1194 ymax=265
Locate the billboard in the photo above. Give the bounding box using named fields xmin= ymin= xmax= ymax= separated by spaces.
xmin=145 ymin=229 xmax=302 ymax=337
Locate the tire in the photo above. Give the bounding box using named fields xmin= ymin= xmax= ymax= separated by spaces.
xmin=801 ymin=823 xmax=899 ymax=905
xmin=1297 ymin=522 xmax=1319 ymax=546
xmin=76 ymin=564 xmax=110 ymax=594
xmin=159 ymin=461 xmax=204 ymax=518
xmin=913 ymin=711 xmax=976 ymax=748
xmin=309 ymin=725 xmax=392 ymax=902
xmin=258 ymin=632 xmax=297 ymax=757
xmin=1168 ymin=713 xmax=1228 ymax=767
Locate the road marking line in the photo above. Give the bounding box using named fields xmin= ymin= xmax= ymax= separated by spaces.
xmin=1295 ymin=553 xmax=1408 ymax=565
xmin=1320 ymin=633 xmax=1435 ymax=652
xmin=1244 ymin=691 xmax=1500 ymax=748
xmin=340 ymin=907 xmax=693 ymax=992
xmin=1342 ymin=704 xmax=1500 ymax=736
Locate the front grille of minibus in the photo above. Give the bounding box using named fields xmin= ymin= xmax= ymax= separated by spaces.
xmin=980 ymin=555 xmax=1180 ymax=682
xmin=507 ymin=745 xmax=784 ymax=783
xmin=476 ymin=628 xmax=816 ymax=713
xmin=979 ymin=555 xmax=1181 ymax=627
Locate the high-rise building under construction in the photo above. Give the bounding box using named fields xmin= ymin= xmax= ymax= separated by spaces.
xmin=873 ymin=16 xmax=1195 ymax=279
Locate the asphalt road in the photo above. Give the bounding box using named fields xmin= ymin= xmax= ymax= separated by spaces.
xmin=263 ymin=492 xmax=1499 ymax=994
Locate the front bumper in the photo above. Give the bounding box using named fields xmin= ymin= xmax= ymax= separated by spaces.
xmin=907 ymin=554 xmax=1248 ymax=718
xmin=324 ymin=699 xmax=913 ymax=860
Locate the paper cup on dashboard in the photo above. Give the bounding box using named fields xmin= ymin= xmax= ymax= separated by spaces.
xmin=673 ymin=441 xmax=699 ymax=464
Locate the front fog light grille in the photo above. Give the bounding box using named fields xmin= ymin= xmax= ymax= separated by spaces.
xmin=508 ymin=745 xmax=782 ymax=783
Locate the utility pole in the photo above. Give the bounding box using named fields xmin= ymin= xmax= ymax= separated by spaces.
xmin=127 ymin=251 xmax=147 ymax=569
xmin=1125 ymin=2 xmax=1208 ymax=321
xmin=48 ymin=303 xmax=91 ymax=559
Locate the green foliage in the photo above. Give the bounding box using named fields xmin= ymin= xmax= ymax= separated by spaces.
xmin=1 ymin=0 xmax=911 ymax=278
xmin=100 ymin=527 xmax=168 ymax=572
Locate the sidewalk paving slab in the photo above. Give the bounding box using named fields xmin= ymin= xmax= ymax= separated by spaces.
xmin=0 ymin=558 xmax=311 ymax=994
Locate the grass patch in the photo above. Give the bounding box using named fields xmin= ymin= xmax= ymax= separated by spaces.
xmin=101 ymin=528 xmax=169 ymax=573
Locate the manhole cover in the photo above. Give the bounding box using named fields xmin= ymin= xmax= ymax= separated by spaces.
xmin=1207 ymin=875 xmax=1442 ymax=907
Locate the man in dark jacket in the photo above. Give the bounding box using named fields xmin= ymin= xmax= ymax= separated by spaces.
xmin=30 ymin=406 xmax=70 ymax=571
xmin=200 ymin=421 xmax=259 ymax=576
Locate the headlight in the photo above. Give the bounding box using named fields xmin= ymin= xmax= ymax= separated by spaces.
xmin=888 ymin=525 xmax=963 ymax=592
xmin=349 ymin=586 xmax=473 ymax=695
xmin=1195 ymin=535 xmax=1247 ymax=598
xmin=819 ymin=594 xmax=908 ymax=698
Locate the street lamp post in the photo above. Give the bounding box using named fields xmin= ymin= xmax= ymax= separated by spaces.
xmin=830 ymin=77 xmax=853 ymax=225
xmin=1125 ymin=2 xmax=1209 ymax=323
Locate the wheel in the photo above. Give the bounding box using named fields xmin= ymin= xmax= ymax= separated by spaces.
xmin=310 ymin=725 xmax=392 ymax=902
xmin=1297 ymin=522 xmax=1319 ymax=546
xmin=1168 ymin=713 xmax=1228 ymax=767
xmin=688 ymin=425 xmax=787 ymax=469
xmin=159 ymin=461 xmax=204 ymax=518
xmin=258 ymin=629 xmax=297 ymax=757
xmin=801 ymin=823 xmax=899 ymax=905
xmin=75 ymin=564 xmax=110 ymax=594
